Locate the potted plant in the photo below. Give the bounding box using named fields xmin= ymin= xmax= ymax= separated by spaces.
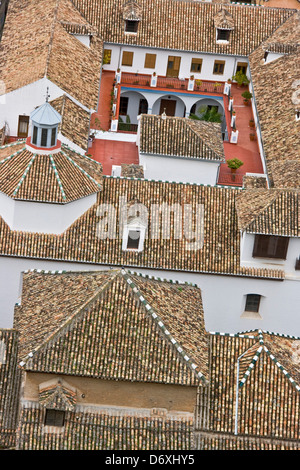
xmin=250 ymin=133 xmax=256 ymax=141
xmin=227 ymin=158 xmax=244 ymax=173
xmin=214 ymin=82 xmax=221 ymax=91
xmin=232 ymin=71 xmax=250 ymax=88
xmin=195 ymin=79 xmax=202 ymax=90
xmin=249 ymin=119 xmax=255 ymax=128
xmin=242 ymin=91 xmax=252 ymax=105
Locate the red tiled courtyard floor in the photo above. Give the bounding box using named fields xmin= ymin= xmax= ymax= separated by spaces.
xmin=88 ymin=138 xmax=139 ymax=176
xmin=90 ymin=71 xmax=115 ymax=132
xmin=218 ymin=83 xmax=264 ymax=186
xmin=89 ymin=72 xmax=264 ymax=185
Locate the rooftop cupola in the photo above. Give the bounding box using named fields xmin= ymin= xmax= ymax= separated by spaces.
xmin=29 ymin=90 xmax=62 ymax=152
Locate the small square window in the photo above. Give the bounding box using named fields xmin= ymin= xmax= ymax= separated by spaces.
xmin=190 ymin=58 xmax=202 ymax=73
xmin=213 ymin=60 xmax=225 ymax=75
xmin=44 ymin=409 xmax=65 ymax=427
xmin=127 ymin=230 xmax=140 ymax=250
xmin=217 ymin=29 xmax=230 ymax=42
xmin=125 ymin=20 xmax=139 ymax=33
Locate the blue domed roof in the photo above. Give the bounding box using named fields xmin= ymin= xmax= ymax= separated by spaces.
xmin=30 ymin=102 xmax=62 ymax=126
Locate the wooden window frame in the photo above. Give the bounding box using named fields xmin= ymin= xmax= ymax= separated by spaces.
xmin=17 ymin=115 xmax=29 ymax=138
xmin=213 ymin=60 xmax=225 ymax=75
xmin=252 ymin=234 xmax=289 ymax=260
xmin=122 ymin=51 xmax=134 ymax=67
xmin=190 ymin=58 xmax=202 ymax=73
xmin=144 ymin=53 xmax=156 ymax=69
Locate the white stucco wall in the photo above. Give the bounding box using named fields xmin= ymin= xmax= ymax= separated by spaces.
xmin=103 ymin=44 xmax=249 ymax=83
xmin=1 ymin=256 xmax=300 ymax=337
xmin=0 ymin=77 xmax=92 ymax=138
xmin=0 ymin=191 xmax=97 ymax=235
xmin=240 ymin=232 xmax=300 ymax=279
xmin=139 ymin=153 xmax=220 ymax=185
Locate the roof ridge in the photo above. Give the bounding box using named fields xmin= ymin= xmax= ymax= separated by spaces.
xmin=186 ymin=119 xmax=223 ymax=160
xmin=49 ymin=154 xmax=67 ymax=201
xmin=12 ymin=153 xmax=37 ymax=197
xmin=44 ymin=0 xmax=61 ymax=79
xmin=121 ymin=269 xmax=207 ymax=384
xmin=237 ymin=189 xmax=281 ymax=232
xmin=19 ymin=270 xmax=120 ymax=367
xmin=60 ymin=149 xmax=102 ymax=188
xmin=245 ymin=190 xmax=298 ymax=235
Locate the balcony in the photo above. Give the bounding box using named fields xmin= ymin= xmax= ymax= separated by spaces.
xmin=120 ymin=73 xmax=225 ymax=95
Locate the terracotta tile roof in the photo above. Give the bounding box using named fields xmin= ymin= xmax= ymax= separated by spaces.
xmin=39 ymin=381 xmax=77 ymax=411
xmin=197 ymin=329 xmax=300 ymax=444
xmin=139 ymin=115 xmax=224 ymax=162
xmin=236 ymin=188 xmax=300 ymax=236
xmin=249 ymin=11 xmax=300 ymax=188
xmin=17 ymin=407 xmax=194 ymax=450
xmin=213 ymin=7 xmax=235 ymax=30
xmin=0 ymin=0 xmax=103 ymax=110
xmin=50 ymin=95 xmax=91 ymax=150
xmin=0 ymin=329 xmax=21 ymax=449
xmin=18 ymin=269 xmax=209 ymax=386
xmin=72 ymin=0 xmax=295 ymax=56
xmin=0 ymin=142 xmax=102 ymax=203
xmin=0 ymin=177 xmax=285 ymax=279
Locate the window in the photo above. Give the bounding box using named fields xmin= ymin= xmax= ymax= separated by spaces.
xmin=217 ymin=29 xmax=230 ymax=42
xmin=244 ymin=294 xmax=261 ymax=313
xmin=103 ymin=49 xmax=112 ymax=64
xmin=253 ymin=235 xmax=289 ymax=260
xmin=138 ymin=98 xmax=148 ymax=115
xmin=236 ymin=62 xmax=248 ymax=75
xmin=144 ymin=53 xmax=156 ymax=69
xmin=119 ymin=96 xmax=129 ymax=115
xmin=18 ymin=115 xmax=29 ymax=138
xmin=44 ymin=409 xmax=65 ymax=427
xmin=122 ymin=51 xmax=134 ymax=66
xmin=51 ymin=128 xmax=56 ymax=147
xmin=213 ymin=60 xmax=225 ymax=75
xmin=127 ymin=230 xmax=141 ymax=250
xmin=190 ymin=58 xmax=202 ymax=73
xmin=125 ymin=20 xmax=139 ymax=33
xmin=41 ymin=128 xmax=48 ymax=147
xmin=32 ymin=126 xmax=38 ymax=145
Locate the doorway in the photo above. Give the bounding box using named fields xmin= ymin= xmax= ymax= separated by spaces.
xmin=159 ymin=99 xmax=176 ymax=116
xmin=166 ymin=56 xmax=181 ymax=78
